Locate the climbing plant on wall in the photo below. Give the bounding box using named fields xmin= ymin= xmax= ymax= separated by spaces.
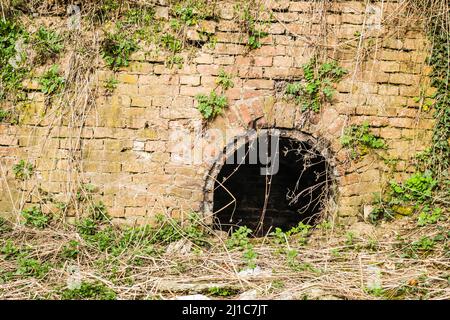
xmin=426 ymin=16 xmax=450 ymax=177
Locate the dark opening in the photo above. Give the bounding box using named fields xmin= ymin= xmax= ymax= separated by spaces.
xmin=212 ymin=134 xmax=331 ymax=236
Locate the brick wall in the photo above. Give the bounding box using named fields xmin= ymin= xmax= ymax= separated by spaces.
xmin=0 ymin=1 xmax=435 ymax=226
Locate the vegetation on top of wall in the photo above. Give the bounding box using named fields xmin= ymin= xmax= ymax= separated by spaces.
xmin=101 ymin=31 xmax=138 ymax=70
xmin=285 ymin=58 xmax=347 ymax=112
xmin=0 ymin=108 xmax=10 ymax=122
xmin=0 ymin=18 xmax=28 ymax=102
xmin=233 ymin=0 xmax=269 ymax=50
xmin=32 ymin=27 xmax=64 ymax=65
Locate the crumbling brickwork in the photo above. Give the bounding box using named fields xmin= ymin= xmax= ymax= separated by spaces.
xmin=0 ymin=1 xmax=435 ymax=226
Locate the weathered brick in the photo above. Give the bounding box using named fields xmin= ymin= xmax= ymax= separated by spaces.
xmin=243 ymin=79 xmax=274 ymax=89
xmin=379 ymin=84 xmax=399 ymax=96
xmin=180 ymin=75 xmax=201 ymax=86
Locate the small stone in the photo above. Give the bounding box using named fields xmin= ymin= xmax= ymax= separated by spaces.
xmin=166 ymin=239 xmax=193 ymax=255
xmin=239 ymin=290 xmax=258 ymax=300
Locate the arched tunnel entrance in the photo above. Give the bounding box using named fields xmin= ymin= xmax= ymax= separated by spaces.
xmin=209 ymin=130 xmax=334 ymax=236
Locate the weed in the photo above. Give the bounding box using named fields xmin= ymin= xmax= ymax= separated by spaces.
xmin=124 ymin=6 xmax=155 ymax=26
xmin=207 ymin=286 xmax=239 ymax=297
xmin=88 ymin=227 xmax=117 ymax=252
xmin=286 ymin=249 xmax=299 ymax=269
xmin=61 ymin=281 xmax=116 ymax=300
xmin=101 ymin=31 xmax=138 ymax=70
xmin=316 ymin=220 xmax=332 ymax=230
xmin=150 ymin=214 xmax=184 ymax=245
xmin=243 ymin=245 xmax=257 ymax=269
xmin=21 ymin=206 xmax=50 ymax=229
xmin=270 ymin=222 xmax=312 ymax=246
xmin=234 ymin=2 xmax=269 ymax=49
xmin=196 ymin=91 xmax=227 ymax=121
xmin=12 ymin=159 xmax=34 ymax=180
xmin=39 ymin=65 xmax=65 ymax=95
xmin=216 ymin=69 xmax=234 ymax=90
xmin=92 ymin=0 xmax=121 ymax=23
xmin=226 ymin=226 xmax=252 ymax=250
xmin=104 ymin=76 xmax=118 ymax=94
xmin=331 ymin=248 xmax=341 ymax=257
xmin=367 ymin=193 xmax=395 ymax=224
xmin=0 ymin=108 xmax=11 ymax=122
xmin=16 ymin=257 xmax=50 ymax=279
xmin=61 ymin=240 xmax=80 ymax=259
xmin=226 ymin=226 xmax=257 ymax=269
xmin=270 ymin=227 xmax=287 ymax=245
xmin=345 ymin=232 xmax=355 ymax=246
xmin=271 ymin=280 xmax=285 ymax=289
xmin=183 ymin=212 xmax=208 ymax=246
xmin=288 ymin=222 xmax=312 ymax=245
xmin=417 ymin=207 xmax=443 ymax=226
xmin=365 ymin=286 xmax=385 ymax=298
xmin=285 ymin=58 xmax=347 ymax=112
xmin=88 ymin=201 xmax=109 ymax=222
xmin=166 ymin=55 xmax=184 ymax=69
xmin=389 ymin=171 xmax=438 ymax=204
xmin=160 ymin=34 xmax=183 ymax=53
xmin=366 ymin=238 xmax=380 ymax=252
xmin=173 ymin=4 xmax=199 ymax=26
xmin=341 ymin=122 xmax=386 ymax=159
xmin=32 ymin=27 xmax=63 ymax=64
xmin=77 ymin=218 xmax=98 ymax=236
xmin=412 ymin=236 xmax=435 ymax=252
xmin=1 ymin=240 xmax=21 ymax=259
xmin=0 ymin=217 xmax=12 ymax=234
xmin=76 ymin=183 xmax=96 ymax=202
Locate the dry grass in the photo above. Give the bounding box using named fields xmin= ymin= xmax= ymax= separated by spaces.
xmin=0 ymin=214 xmax=448 ymax=300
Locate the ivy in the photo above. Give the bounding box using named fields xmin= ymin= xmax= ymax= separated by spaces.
xmin=426 ymin=17 xmax=450 ymax=177
xmin=285 ymin=58 xmax=347 ymax=112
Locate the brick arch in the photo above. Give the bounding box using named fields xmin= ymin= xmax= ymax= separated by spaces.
xmin=201 ymin=128 xmax=339 ymax=226
xmin=222 ymin=96 xmax=347 ymax=146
